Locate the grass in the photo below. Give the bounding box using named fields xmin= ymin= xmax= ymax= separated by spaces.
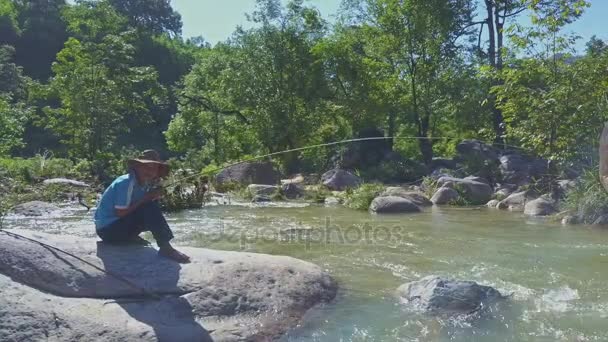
xmin=563 ymin=168 xmax=608 ymax=224
xmin=343 ymin=183 xmax=385 ymax=210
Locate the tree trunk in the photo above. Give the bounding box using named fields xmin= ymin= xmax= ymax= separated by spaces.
xmin=485 ymin=0 xmax=505 ymax=148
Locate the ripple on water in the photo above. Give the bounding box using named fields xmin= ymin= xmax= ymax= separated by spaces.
xmin=536 ymin=286 xmax=580 ymax=313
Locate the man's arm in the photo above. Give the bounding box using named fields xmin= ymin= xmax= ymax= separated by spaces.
xmin=115 ymin=190 xmax=162 ymax=217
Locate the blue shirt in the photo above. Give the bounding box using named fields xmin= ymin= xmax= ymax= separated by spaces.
xmin=94 ymin=173 xmax=148 ymax=230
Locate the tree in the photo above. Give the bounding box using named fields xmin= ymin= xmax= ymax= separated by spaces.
xmin=0 ymin=45 xmax=30 ymax=155
xmin=46 ymin=34 xmax=166 ymax=159
xmin=107 ymin=0 xmax=182 ymax=36
xmin=12 ymin=0 xmax=68 ymax=80
xmin=340 ymin=0 xmax=475 ymax=164
xmin=0 ymin=0 xmax=20 ymax=46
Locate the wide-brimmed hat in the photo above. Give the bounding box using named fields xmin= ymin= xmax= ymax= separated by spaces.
xmin=127 ymin=149 xmax=170 ymax=178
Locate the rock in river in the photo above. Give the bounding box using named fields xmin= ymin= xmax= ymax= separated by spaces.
xmin=0 ymin=230 xmax=337 ymax=342
xmin=247 ymin=184 xmax=279 ymax=196
xmin=321 ymin=169 xmax=362 ymax=191
xmin=369 ymin=196 xmax=421 ymax=214
xmin=524 ymin=197 xmax=557 ymax=217
xmin=380 ymin=187 xmax=432 ymax=207
xmin=396 ymin=275 xmax=505 ymax=317
xmin=431 ymin=187 xmax=460 ymax=205
xmin=436 ymin=176 xmax=493 ymax=205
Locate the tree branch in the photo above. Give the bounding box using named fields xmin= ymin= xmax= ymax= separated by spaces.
xmin=180 ymin=94 xmax=250 ymax=124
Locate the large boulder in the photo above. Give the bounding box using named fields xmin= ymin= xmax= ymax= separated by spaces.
xmin=369 ymin=196 xmax=421 ymax=214
xmin=43 ymin=178 xmax=90 ymax=188
xmin=247 ymin=184 xmax=279 ymax=196
xmin=456 ymin=140 xmax=498 ymax=162
xmin=497 ymin=191 xmax=533 ymax=211
xmin=436 ymin=177 xmax=493 ymax=205
xmin=339 ymin=127 xmax=392 ymax=169
xmin=380 ymin=188 xmax=432 ymax=207
xmin=524 ymin=197 xmax=557 ymax=216
xmin=321 ymin=169 xmax=362 ymax=191
xmin=396 ymin=275 xmax=505 ymax=317
xmin=11 ymin=201 xmax=62 ymax=217
xmin=431 ymin=187 xmax=460 ymax=205
xmin=0 ymin=230 xmax=337 ymax=342
xmin=215 ymin=161 xmax=280 ymax=189
xmin=499 ymin=153 xmax=548 ymax=186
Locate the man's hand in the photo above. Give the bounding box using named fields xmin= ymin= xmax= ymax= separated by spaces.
xmin=143 ymin=189 xmax=163 ymax=202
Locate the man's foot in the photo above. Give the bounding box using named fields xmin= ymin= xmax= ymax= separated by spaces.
xmin=159 ymin=245 xmax=191 ymax=263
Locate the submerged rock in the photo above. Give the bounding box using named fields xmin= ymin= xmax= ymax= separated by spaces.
xmin=43 ymin=178 xmax=90 ymax=188
xmin=369 ymin=196 xmax=421 ymax=214
xmin=321 ymin=169 xmax=362 ymax=191
xmin=0 ymin=230 xmax=337 ymax=342
xmin=431 ymin=187 xmax=460 ymax=205
xmin=380 ymin=188 xmax=432 ymax=207
xmin=396 ymin=275 xmax=505 ymax=317
xmin=11 ymin=201 xmax=62 ymax=217
xmin=524 ymin=197 xmax=557 ymax=216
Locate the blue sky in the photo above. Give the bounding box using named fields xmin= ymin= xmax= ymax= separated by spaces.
xmin=172 ymin=0 xmax=607 ymax=52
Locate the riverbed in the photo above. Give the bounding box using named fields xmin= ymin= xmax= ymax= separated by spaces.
xmin=6 ymin=203 xmax=608 ymax=341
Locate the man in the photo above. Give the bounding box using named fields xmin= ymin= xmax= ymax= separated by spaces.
xmin=94 ymin=150 xmax=190 ymax=263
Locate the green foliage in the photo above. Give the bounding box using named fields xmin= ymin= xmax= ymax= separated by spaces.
xmin=344 ymin=183 xmax=385 ymax=210
xmin=303 ymin=185 xmax=332 ymax=204
xmin=563 ymin=168 xmax=608 ymax=224
xmin=46 ymin=34 xmax=167 ymax=160
xmin=421 ymin=176 xmax=439 ymax=198
xmin=360 ymin=156 xmax=428 ymax=183
xmin=160 ymin=169 xmax=209 ymax=212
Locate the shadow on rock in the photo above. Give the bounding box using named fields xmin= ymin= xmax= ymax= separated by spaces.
xmin=96 ymin=243 xmax=212 ymax=342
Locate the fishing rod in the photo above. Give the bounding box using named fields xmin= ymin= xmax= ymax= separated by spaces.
xmin=160 ymin=135 xmax=541 ymax=189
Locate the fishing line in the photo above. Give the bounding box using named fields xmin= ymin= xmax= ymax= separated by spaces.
xmin=162 ymin=135 xmax=537 ymax=188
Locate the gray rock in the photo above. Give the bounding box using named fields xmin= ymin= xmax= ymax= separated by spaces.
xmin=486 ymin=200 xmax=500 ymax=208
xmin=396 ymin=275 xmax=505 ymax=317
xmin=497 ymin=191 xmax=532 ymax=211
xmin=456 ymin=140 xmax=498 ymax=163
xmin=431 ymin=187 xmax=460 ymax=205
xmin=499 ymin=153 xmax=548 ymax=186
xmin=215 ymin=161 xmax=280 ymax=189
xmin=524 ymin=197 xmax=557 ymax=216
xmin=494 ymin=184 xmax=517 ymax=200
xmin=0 ymin=230 xmax=337 ymax=342
xmin=436 ymin=177 xmax=493 ymax=204
xmin=321 ymin=169 xmax=362 ymax=191
xmin=380 ymin=188 xmax=432 ymax=207
xmin=43 ymin=178 xmax=90 ymax=188
xmin=281 ymin=183 xmax=305 ymax=199
xmin=369 ymin=196 xmax=421 ymax=214
xmin=557 ymin=179 xmax=577 ymax=193
xmin=11 ymin=201 xmax=61 ymax=216
xmin=247 ymin=184 xmax=279 ymax=196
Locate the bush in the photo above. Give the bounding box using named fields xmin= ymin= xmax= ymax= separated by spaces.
xmin=344 ymin=183 xmax=385 ymax=210
xmin=563 ymin=168 xmax=608 ymax=224
xmin=304 ymin=185 xmax=332 ymax=203
xmin=360 ymin=157 xmax=428 ymax=184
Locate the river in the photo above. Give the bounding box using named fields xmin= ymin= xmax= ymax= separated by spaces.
xmin=6 ymin=202 xmax=608 ymax=341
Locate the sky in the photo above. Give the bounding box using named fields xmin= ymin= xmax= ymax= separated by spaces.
xmin=171 ymin=0 xmax=607 ymax=52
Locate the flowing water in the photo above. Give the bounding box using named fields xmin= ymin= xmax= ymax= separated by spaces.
xmin=7 ymin=202 xmax=608 ymax=341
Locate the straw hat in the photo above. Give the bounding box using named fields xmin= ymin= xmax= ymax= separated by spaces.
xmin=127 ymin=149 xmax=170 ymax=178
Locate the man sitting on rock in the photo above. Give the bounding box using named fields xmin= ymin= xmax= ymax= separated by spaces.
xmin=94 ymin=150 xmax=190 ymax=263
